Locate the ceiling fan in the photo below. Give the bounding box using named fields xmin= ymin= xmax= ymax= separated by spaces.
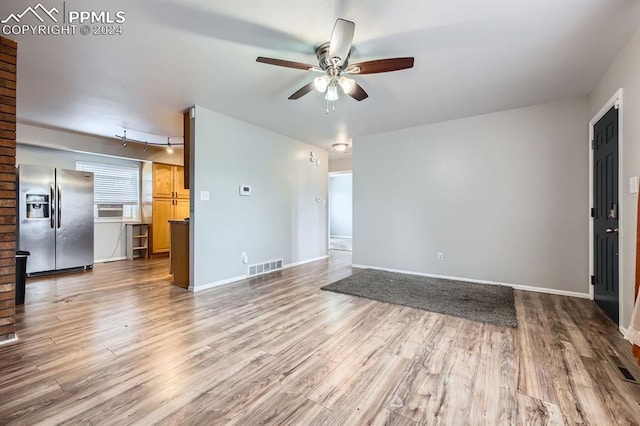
xmin=256 ymin=19 xmax=414 ymax=107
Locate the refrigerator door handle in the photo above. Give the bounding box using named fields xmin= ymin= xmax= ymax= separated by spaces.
xmin=57 ymin=184 xmax=61 ymax=228
xmin=50 ymin=184 xmax=55 ymax=229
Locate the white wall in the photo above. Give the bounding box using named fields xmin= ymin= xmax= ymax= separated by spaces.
xmin=329 ymin=157 xmax=352 ymax=172
xmin=16 ymin=144 xmax=140 ymax=263
xmin=191 ymin=106 xmax=328 ymax=290
xmin=353 ymin=97 xmax=590 ymax=296
xmin=329 ymin=173 xmax=352 ymax=238
xmin=590 ymin=26 xmax=640 ymax=329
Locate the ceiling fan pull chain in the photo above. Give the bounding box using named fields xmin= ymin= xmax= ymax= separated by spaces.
xmin=326 ymin=99 xmax=329 ymax=114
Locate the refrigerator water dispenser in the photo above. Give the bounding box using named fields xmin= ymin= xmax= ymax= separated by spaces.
xmin=25 ymin=194 xmax=50 ymax=219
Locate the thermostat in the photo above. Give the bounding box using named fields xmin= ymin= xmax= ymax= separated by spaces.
xmin=239 ymin=185 xmax=252 ymax=196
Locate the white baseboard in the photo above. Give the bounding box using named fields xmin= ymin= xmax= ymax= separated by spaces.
xmin=620 ymin=325 xmax=628 ymax=337
xmin=351 ymin=264 xmax=590 ymax=299
xmin=330 ymin=235 xmax=352 ymax=239
xmin=191 ymin=274 xmax=248 ymax=292
xmin=0 ymin=334 xmax=18 ymax=346
xmin=94 ymin=256 xmax=127 ymax=264
xmin=511 ymin=283 xmax=590 ymax=299
xmin=283 ymin=255 xmax=329 ymax=270
xmin=192 ymin=255 xmax=330 ymax=292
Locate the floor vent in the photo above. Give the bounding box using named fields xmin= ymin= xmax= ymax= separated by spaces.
xmin=605 ymin=352 xmax=640 ymax=385
xmin=248 ymin=259 xmax=283 ymax=277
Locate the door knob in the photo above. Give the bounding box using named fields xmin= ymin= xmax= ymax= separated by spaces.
xmin=605 ymin=228 xmax=619 ymax=234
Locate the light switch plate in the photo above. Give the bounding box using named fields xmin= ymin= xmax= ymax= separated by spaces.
xmin=200 ymin=191 xmax=210 ymax=201
xmin=240 ymin=185 xmax=252 ymax=196
xmin=630 ymin=176 xmax=639 ymax=194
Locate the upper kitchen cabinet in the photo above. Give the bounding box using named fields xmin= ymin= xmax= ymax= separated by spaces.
xmin=153 ymin=163 xmax=188 ymax=199
xmin=174 ymin=166 xmax=189 ymax=199
xmin=152 ymin=163 xmax=174 ymax=198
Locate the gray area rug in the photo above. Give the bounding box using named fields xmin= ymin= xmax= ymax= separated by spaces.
xmin=321 ymin=269 xmax=517 ymax=328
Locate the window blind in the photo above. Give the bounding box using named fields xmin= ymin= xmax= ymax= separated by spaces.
xmin=76 ymin=161 xmax=140 ymax=205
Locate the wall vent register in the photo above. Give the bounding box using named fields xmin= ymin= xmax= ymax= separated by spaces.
xmin=248 ymin=259 xmax=283 ymax=277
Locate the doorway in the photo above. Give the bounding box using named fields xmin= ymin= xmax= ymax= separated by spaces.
xmin=329 ymin=172 xmax=352 ymax=251
xmin=591 ymin=101 xmax=621 ymax=324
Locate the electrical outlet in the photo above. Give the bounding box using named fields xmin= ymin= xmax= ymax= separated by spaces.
xmin=242 ymin=252 xmax=248 ymax=264
xmin=437 ymin=252 xmax=444 ymax=261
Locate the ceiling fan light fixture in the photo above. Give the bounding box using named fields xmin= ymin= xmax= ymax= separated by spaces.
xmin=332 ymin=143 xmax=349 ymax=152
xmin=314 ymin=75 xmax=330 ymax=92
xmin=338 ymin=76 xmax=355 ymax=94
xmin=325 ymin=85 xmax=339 ymax=101
xmin=257 ymin=18 xmax=415 ymax=108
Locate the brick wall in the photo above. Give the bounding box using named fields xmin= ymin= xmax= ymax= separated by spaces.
xmin=0 ymin=37 xmax=16 ymax=343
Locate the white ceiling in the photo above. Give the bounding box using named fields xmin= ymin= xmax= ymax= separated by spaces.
xmin=3 ymin=0 xmax=640 ymax=156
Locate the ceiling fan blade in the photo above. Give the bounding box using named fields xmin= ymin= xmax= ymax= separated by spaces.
xmin=347 ymin=57 xmax=414 ymax=74
xmin=256 ymin=57 xmax=315 ymax=71
xmin=329 ymin=18 xmax=355 ymax=66
xmin=347 ymin=82 xmax=368 ymax=101
xmin=288 ymin=82 xmax=315 ymax=100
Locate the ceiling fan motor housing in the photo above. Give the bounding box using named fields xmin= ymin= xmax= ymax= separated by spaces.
xmin=316 ymin=42 xmax=350 ymax=71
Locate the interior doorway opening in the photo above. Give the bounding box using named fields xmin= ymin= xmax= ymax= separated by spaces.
xmin=329 ymin=172 xmax=352 ymax=252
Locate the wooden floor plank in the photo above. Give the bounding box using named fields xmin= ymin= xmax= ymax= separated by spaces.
xmin=516 ymin=393 xmax=564 ymax=426
xmin=0 ymin=251 xmax=638 ymax=425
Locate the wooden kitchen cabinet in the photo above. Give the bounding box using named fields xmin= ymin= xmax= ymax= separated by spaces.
xmin=153 ymin=163 xmax=188 ymax=199
xmin=152 ymin=198 xmax=173 ymax=253
xmin=175 ymin=198 xmax=189 ymax=221
xmin=151 ymin=163 xmax=190 ymax=255
xmin=152 ymin=163 xmax=174 ymax=198
xmin=174 ymin=167 xmax=189 ymax=199
xmin=151 ymin=198 xmax=190 ymax=255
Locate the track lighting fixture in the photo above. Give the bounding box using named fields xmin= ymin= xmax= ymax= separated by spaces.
xmin=115 ymin=130 xmax=184 ymax=152
xmin=166 ymin=137 xmax=174 ymax=154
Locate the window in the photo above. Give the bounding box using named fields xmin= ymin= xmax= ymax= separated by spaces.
xmin=76 ymin=161 xmax=140 ymax=220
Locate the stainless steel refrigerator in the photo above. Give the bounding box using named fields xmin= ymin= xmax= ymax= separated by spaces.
xmin=17 ymin=165 xmax=94 ymax=276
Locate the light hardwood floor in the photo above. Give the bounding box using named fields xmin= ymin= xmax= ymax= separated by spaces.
xmin=1 ymin=251 xmax=639 ymax=425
